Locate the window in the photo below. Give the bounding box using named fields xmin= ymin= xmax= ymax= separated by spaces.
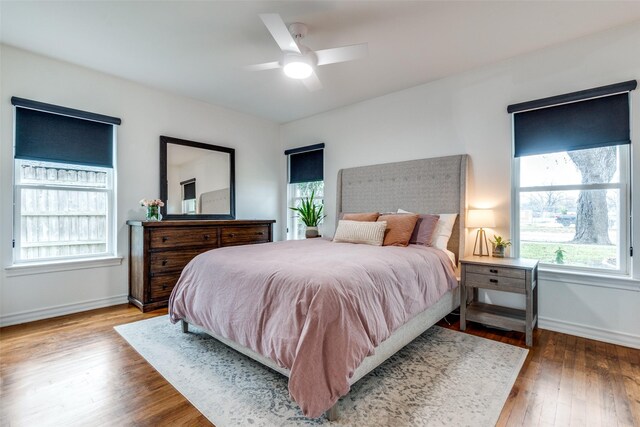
xmin=510 ymin=81 xmax=635 ymax=274
xmin=514 ymin=146 xmax=629 ymax=272
xmin=11 ymin=97 xmax=120 ymax=264
xmin=284 ymin=144 xmax=324 ymax=240
xmin=288 ymin=181 xmax=324 ymax=240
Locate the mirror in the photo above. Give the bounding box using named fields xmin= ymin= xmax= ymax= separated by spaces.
xmin=160 ymin=136 xmax=235 ymax=220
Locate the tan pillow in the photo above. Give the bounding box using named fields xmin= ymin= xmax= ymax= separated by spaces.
xmin=342 ymin=212 xmax=380 ymax=222
xmin=377 ymin=214 xmax=419 ymax=247
xmin=333 ymin=220 xmax=387 ymax=246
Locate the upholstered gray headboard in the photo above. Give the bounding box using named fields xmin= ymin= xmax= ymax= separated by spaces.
xmin=336 ymin=155 xmax=468 ymax=263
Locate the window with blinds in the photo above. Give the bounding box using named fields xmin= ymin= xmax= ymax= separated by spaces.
xmin=11 ymin=97 xmax=120 ymax=263
xmin=509 ymin=81 xmax=635 ymax=274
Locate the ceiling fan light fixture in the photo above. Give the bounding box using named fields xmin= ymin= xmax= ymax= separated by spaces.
xmin=283 ymin=53 xmax=313 ymax=79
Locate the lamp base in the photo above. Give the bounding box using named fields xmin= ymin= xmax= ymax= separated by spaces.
xmin=473 ymin=228 xmax=490 ymax=257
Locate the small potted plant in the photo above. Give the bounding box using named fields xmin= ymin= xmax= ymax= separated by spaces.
xmin=490 ymin=235 xmax=511 ymax=258
xmin=554 ymin=247 xmax=566 ymax=264
xmin=289 ymin=190 xmax=326 ymax=238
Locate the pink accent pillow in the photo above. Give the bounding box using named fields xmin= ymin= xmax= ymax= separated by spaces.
xmin=410 ymin=214 xmax=440 ymax=245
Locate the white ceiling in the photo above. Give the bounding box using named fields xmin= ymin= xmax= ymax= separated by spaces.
xmin=2 ymin=1 xmax=640 ymax=123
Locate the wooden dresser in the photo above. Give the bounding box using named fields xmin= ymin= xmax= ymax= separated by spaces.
xmin=127 ymin=219 xmax=275 ymax=312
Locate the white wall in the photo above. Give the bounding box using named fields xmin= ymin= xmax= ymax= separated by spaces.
xmin=0 ymin=45 xmax=281 ymax=325
xmin=281 ymin=23 xmax=640 ymax=348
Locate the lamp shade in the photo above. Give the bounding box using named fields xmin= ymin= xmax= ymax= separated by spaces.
xmin=467 ymin=209 xmax=496 ymax=228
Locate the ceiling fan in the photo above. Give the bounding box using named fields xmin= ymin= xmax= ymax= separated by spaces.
xmin=247 ymin=13 xmax=368 ymax=91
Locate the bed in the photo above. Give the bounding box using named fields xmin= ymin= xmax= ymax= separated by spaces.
xmin=169 ymin=154 xmax=468 ymax=420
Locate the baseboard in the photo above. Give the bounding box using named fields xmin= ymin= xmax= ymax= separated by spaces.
xmin=0 ymin=294 xmax=128 ymax=327
xmin=539 ymin=316 xmax=640 ymax=349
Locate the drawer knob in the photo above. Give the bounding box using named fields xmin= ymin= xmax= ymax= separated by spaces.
xmin=256 ymin=231 xmax=264 ymax=235
xmin=162 ymin=236 xmax=169 ymax=242
xmin=489 ymin=269 xmax=498 ymax=273
xmin=162 ymin=284 xmax=168 ymax=290
xmin=161 ymin=259 xmax=168 ymax=266
xmin=204 ymin=234 xmax=210 ymax=240
xmin=489 ymin=279 xmax=498 ymax=283
xmin=229 ymin=233 xmax=236 ymax=238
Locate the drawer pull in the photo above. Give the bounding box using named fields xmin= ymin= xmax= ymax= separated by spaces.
xmin=229 ymin=233 xmax=236 ymax=238
xmin=489 ymin=279 xmax=498 ymax=283
xmin=203 ymin=234 xmax=210 ymax=240
xmin=162 ymin=236 xmax=169 ymax=242
xmin=489 ymin=269 xmax=498 ymax=273
xmin=162 ymin=284 xmax=168 ymax=290
xmin=161 ymin=259 xmax=168 ymax=266
xmin=256 ymin=231 xmax=264 ymax=235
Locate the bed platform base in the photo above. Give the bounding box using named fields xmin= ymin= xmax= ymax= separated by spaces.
xmin=178 ymin=286 xmax=459 ymax=421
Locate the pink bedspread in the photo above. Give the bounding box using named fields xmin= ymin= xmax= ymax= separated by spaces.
xmin=168 ymin=238 xmax=457 ymax=418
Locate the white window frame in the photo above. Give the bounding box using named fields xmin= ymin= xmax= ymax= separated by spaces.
xmin=511 ymin=145 xmax=631 ymax=276
xmin=287 ymin=181 xmax=324 ymax=241
xmin=12 ymin=158 xmax=117 ymax=265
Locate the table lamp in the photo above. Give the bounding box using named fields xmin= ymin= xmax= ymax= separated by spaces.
xmin=467 ymin=209 xmax=496 ymax=256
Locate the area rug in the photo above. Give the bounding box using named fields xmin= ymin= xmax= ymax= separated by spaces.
xmin=115 ymin=316 xmax=527 ymax=427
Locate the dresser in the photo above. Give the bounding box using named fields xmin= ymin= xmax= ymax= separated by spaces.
xmin=127 ymin=219 xmax=275 ymax=312
xmin=459 ymin=256 xmax=539 ymax=346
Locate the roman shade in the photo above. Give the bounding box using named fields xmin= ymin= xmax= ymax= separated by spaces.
xmin=509 ymin=81 xmax=636 ymax=158
xmin=12 ymin=97 xmax=120 ymax=168
xmin=285 ymin=143 xmax=324 ymax=184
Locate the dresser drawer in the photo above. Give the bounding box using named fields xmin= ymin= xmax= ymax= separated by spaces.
xmin=149 ymin=273 xmax=181 ymax=301
xmin=465 ymin=272 xmax=525 ymax=290
xmin=465 ymin=264 xmax=525 ymax=279
xmin=221 ymin=226 xmax=269 ymax=246
xmin=149 ymin=249 xmax=205 ymax=274
xmin=149 ymin=227 xmax=219 ymax=249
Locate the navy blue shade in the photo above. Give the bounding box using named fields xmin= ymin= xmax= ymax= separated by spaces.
xmin=289 ymin=148 xmax=323 ymax=184
xmin=183 ymin=181 xmax=196 ymax=200
xmin=15 ymin=107 xmax=115 ymax=168
xmin=513 ymin=93 xmax=630 ymax=158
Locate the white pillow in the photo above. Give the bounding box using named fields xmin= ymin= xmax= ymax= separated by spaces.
xmin=333 ymin=220 xmax=387 ymax=246
xmin=397 ymin=209 xmax=457 ymax=251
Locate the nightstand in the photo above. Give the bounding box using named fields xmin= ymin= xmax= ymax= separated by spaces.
xmin=460 ymin=256 xmax=539 ymax=346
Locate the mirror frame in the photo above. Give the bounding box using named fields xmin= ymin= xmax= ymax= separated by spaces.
xmin=159 ymin=135 xmax=236 ymax=220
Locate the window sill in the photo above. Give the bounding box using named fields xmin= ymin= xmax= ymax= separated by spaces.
xmin=539 ymin=265 xmax=640 ymax=292
xmin=5 ymin=256 xmax=123 ymax=277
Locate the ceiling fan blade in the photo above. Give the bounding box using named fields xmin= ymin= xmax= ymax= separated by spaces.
xmin=245 ymin=61 xmax=281 ymax=71
xmin=302 ymin=71 xmax=323 ymax=92
xmin=259 ymin=13 xmax=301 ymax=54
xmin=316 ymin=43 xmax=368 ymax=66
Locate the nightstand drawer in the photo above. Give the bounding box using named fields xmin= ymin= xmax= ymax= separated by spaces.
xmin=465 ymin=264 xmax=525 ymax=279
xmin=466 ymin=272 xmax=526 ymax=290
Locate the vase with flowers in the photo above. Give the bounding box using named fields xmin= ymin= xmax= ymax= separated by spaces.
xmin=140 ymin=199 xmax=165 ymax=221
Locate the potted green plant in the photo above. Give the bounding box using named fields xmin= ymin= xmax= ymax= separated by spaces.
xmin=289 ymin=190 xmax=326 ymax=238
xmin=490 ymin=235 xmax=511 ymax=258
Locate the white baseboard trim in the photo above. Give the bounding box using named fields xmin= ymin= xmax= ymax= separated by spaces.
xmin=0 ymin=294 xmax=128 ymax=327
xmin=539 ymin=316 xmax=640 ymax=349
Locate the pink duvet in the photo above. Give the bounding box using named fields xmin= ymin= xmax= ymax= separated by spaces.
xmin=168 ymin=238 xmax=457 ymax=418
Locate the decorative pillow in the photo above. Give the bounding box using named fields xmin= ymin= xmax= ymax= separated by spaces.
xmin=341 ymin=212 xmax=380 ymax=222
xmin=377 ymin=214 xmax=419 ymax=247
xmin=430 ymin=213 xmax=458 ymax=251
xmin=398 ymin=209 xmax=457 ymax=250
xmin=333 ymin=220 xmax=387 ymax=246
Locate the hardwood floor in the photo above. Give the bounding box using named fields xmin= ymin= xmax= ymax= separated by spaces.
xmin=1 ymin=305 xmax=638 ymax=426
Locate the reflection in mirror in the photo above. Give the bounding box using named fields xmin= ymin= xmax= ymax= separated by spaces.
xmin=160 ymin=136 xmax=235 ymax=220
